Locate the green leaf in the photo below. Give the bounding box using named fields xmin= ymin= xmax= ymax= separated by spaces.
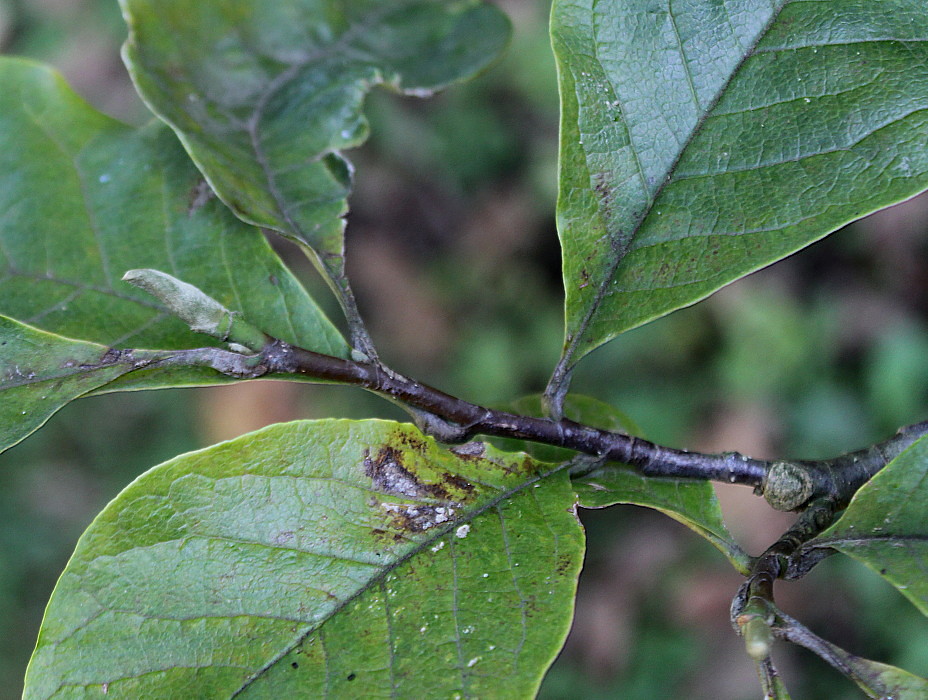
xmin=774 ymin=608 xmax=928 ymax=699
xmin=0 ymin=315 xmax=271 ymax=455
xmin=807 ymin=434 xmax=928 ymax=617
xmin=843 ymin=657 xmax=928 ymax=699
xmin=119 ymin=0 xmax=510 ymax=308
xmin=551 ymin=0 xmax=928 ymax=370
xmin=25 ymin=420 xmax=583 ymax=698
xmin=0 ymin=317 xmax=142 ymax=453
xmin=0 ymin=58 xmax=347 ymax=364
xmin=574 ymin=463 xmax=750 ymax=574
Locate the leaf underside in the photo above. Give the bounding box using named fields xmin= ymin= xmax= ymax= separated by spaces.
xmin=0 ymin=317 xmax=145 ymax=453
xmin=119 ymin=0 xmax=511 ymax=296
xmin=807 ymin=434 xmax=928 ymax=618
xmin=574 ymin=465 xmax=749 ymax=574
xmin=25 ymin=420 xmax=583 ymax=698
xmin=0 ymin=59 xmax=346 ymax=362
xmin=0 ymin=58 xmax=351 ymax=451
xmin=552 ymin=0 xmax=928 ymax=370
xmin=835 ymin=649 xmax=928 ymax=699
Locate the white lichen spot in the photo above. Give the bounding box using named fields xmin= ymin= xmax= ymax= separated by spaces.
xmin=381 ymin=502 xmax=457 ymax=531
xmin=467 ymin=656 xmax=480 ymax=667
xmin=98 ymin=174 xmax=111 ymax=184
xmin=431 ymin=540 xmax=446 ymax=553
xmin=455 ymin=524 xmax=470 ymax=539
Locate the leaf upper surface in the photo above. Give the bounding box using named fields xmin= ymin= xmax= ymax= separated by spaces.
xmin=552 ymin=0 xmax=928 ymax=369
xmin=25 ymin=420 xmax=583 ymax=698
xmin=119 ymin=0 xmax=511 ymax=293
xmin=807 ymin=434 xmax=928 ymax=618
xmin=0 ymin=58 xmax=347 ymax=360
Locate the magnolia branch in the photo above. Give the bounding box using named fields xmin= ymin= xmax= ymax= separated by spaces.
xmin=170 ymin=337 xmax=928 ymax=514
xmin=116 ymin=269 xmax=927 ymax=516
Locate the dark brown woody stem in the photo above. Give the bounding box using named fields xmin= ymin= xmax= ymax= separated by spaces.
xmin=250 ymin=339 xmax=928 ymax=508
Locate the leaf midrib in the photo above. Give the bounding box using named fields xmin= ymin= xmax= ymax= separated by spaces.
xmin=230 ymin=462 xmax=568 ymax=698
xmin=239 ymin=5 xmax=396 ymax=241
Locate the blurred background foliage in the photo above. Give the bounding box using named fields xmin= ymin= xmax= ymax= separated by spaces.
xmin=2 ymin=0 xmax=928 ymax=697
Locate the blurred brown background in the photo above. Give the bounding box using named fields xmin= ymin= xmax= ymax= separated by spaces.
xmin=2 ymin=0 xmax=928 ymax=697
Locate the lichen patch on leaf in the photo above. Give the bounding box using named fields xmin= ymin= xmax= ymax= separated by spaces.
xmin=379 ymin=502 xmax=458 ymax=533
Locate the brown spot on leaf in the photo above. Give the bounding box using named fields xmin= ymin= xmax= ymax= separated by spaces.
xmin=370 ymin=526 xmax=405 ymax=543
xmin=78 ymin=348 xmax=130 ymax=370
xmin=579 ymin=268 xmax=590 ymax=289
xmin=394 ymin=428 xmax=430 ymax=455
xmin=555 ymin=553 xmax=575 ymax=576
xmin=365 ymin=445 xmax=439 ymax=500
xmin=593 ymin=170 xmax=614 ymax=223
xmin=364 ymin=441 xmax=476 ymax=502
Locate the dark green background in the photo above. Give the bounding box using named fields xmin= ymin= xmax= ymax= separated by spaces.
xmin=1 ymin=0 xmax=927 ymax=697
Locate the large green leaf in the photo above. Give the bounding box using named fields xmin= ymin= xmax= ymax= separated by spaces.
xmin=0 ymin=58 xmax=346 ymax=363
xmin=25 ymin=420 xmax=583 ymax=698
xmin=806 ymin=434 xmax=928 ymax=617
xmin=551 ymin=0 xmax=928 ymax=370
xmin=120 ymin=0 xmax=510 ymax=315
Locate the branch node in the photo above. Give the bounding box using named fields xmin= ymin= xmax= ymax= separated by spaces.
xmin=762 ymin=461 xmax=814 ymax=511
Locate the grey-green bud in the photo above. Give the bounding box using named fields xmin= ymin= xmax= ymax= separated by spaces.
xmin=122 ymin=269 xmax=266 ymax=352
